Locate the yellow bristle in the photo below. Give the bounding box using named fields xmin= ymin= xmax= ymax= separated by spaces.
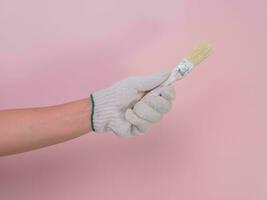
xmin=186 ymin=42 xmax=213 ymax=66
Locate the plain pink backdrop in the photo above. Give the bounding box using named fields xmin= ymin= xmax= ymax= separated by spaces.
xmin=0 ymin=0 xmax=267 ymax=199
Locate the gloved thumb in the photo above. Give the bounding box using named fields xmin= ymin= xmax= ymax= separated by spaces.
xmin=133 ymin=71 xmax=170 ymax=92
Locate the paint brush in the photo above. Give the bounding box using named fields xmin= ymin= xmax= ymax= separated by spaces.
xmin=162 ymin=41 xmax=213 ymax=86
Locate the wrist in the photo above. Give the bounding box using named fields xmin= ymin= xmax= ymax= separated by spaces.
xmin=90 ymin=88 xmax=118 ymax=133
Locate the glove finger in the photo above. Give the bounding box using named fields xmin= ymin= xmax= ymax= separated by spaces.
xmin=143 ymin=95 xmax=172 ymax=114
xmin=134 ymin=101 xmax=162 ymax=123
xmin=131 ymin=126 xmax=148 ymax=136
xmin=111 ymin=118 xmax=133 ymax=138
xmin=125 ymin=109 xmax=150 ymax=135
xmin=131 ymin=71 xmax=170 ymax=92
xmin=160 ymin=85 xmax=176 ymax=101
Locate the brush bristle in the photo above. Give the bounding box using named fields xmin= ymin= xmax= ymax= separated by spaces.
xmin=186 ymin=42 xmax=213 ymax=66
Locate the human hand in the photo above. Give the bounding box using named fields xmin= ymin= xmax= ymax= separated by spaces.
xmin=91 ymin=71 xmax=175 ymax=137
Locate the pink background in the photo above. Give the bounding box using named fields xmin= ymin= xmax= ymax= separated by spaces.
xmin=0 ymin=0 xmax=267 ymax=199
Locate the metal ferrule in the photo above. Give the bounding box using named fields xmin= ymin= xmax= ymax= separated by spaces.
xmin=177 ymin=58 xmax=194 ymax=76
xmin=162 ymin=58 xmax=194 ymax=86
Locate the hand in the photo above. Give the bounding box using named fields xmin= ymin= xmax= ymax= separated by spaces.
xmin=91 ymin=71 xmax=176 ymax=137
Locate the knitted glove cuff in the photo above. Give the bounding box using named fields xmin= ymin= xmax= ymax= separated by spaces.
xmin=91 ymin=88 xmax=118 ymax=133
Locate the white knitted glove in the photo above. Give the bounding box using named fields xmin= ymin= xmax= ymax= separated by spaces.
xmin=91 ymin=71 xmax=175 ymax=137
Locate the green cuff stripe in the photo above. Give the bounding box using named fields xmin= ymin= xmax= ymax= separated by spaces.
xmin=90 ymin=94 xmax=96 ymax=132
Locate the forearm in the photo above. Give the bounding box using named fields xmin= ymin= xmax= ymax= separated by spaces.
xmin=0 ymin=98 xmax=92 ymax=156
xmin=0 ymin=71 xmax=176 ymax=156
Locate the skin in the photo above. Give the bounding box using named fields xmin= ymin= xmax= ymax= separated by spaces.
xmin=0 ymin=98 xmax=92 ymax=156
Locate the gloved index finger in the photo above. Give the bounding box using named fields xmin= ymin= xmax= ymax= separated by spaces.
xmin=132 ymin=71 xmax=170 ymax=92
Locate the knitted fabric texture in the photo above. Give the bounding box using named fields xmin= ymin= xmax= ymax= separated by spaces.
xmin=91 ymin=71 xmax=175 ymax=137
